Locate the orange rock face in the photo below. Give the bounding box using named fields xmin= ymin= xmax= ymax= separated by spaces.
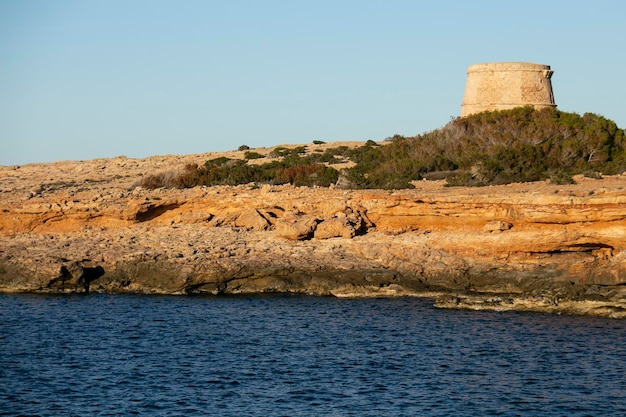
xmin=1 ymin=154 xmax=626 ymax=317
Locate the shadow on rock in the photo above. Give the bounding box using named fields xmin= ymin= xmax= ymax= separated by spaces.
xmin=48 ymin=263 xmax=105 ymax=293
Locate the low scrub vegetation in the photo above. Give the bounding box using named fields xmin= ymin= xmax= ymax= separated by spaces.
xmin=141 ymin=107 xmax=626 ymax=189
xmin=143 ymin=156 xmax=340 ymax=188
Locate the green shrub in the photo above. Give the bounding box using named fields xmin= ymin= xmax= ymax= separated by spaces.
xmin=269 ymin=147 xmax=290 ymax=158
xmin=583 ymin=170 xmax=602 ymax=179
xmin=205 ymin=157 xmax=232 ymax=167
xmin=244 ymin=151 xmax=264 ymax=160
xmin=345 ymin=107 xmax=625 ymax=188
xmin=549 ymin=170 xmax=576 ymax=185
xmin=142 ymin=107 xmax=625 ymax=189
xmin=445 ymin=172 xmax=481 ymax=187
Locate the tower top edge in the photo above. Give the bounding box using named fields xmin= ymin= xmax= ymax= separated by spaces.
xmin=467 ymin=62 xmax=551 ymax=72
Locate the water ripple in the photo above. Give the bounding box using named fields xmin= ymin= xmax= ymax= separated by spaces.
xmin=1 ymin=294 xmax=625 ymax=416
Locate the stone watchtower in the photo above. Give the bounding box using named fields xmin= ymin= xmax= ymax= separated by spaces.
xmin=460 ymin=62 xmax=556 ymax=117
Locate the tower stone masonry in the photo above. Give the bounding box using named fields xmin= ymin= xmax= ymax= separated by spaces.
xmin=461 ymin=62 xmax=556 ymax=117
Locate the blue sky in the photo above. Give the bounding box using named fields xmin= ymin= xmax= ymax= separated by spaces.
xmin=1 ymin=0 xmax=625 ymax=165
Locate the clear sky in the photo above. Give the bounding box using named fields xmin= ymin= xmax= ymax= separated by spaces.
xmin=1 ymin=0 xmax=625 ymax=165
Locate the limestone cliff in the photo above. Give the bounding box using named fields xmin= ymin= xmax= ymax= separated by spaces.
xmin=1 ymin=151 xmax=625 ymax=318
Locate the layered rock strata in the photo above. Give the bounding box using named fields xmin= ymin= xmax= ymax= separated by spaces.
xmin=1 ymin=154 xmax=626 ymax=318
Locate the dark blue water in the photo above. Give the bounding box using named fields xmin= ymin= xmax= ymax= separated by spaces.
xmin=1 ymin=294 xmax=625 ymax=416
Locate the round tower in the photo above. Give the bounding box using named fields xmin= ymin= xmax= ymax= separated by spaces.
xmin=460 ymin=62 xmax=556 ymax=117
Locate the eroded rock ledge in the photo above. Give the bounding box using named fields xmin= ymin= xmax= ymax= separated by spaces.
xmin=1 ymin=155 xmax=626 ymax=318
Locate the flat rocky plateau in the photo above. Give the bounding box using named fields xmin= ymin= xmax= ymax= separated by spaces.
xmin=2 ymin=143 xmax=626 ymax=318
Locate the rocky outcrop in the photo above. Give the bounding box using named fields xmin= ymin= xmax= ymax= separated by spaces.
xmin=1 ymin=153 xmax=626 ymax=318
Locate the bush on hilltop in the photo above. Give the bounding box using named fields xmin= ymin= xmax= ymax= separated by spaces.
xmin=343 ymin=107 xmax=625 ymax=188
xmin=140 ymin=107 xmax=626 ymax=189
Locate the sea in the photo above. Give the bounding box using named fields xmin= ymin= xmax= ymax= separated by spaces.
xmin=1 ymin=294 xmax=625 ymax=416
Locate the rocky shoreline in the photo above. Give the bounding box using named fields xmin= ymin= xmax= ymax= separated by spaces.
xmin=1 ymin=149 xmax=626 ymax=318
